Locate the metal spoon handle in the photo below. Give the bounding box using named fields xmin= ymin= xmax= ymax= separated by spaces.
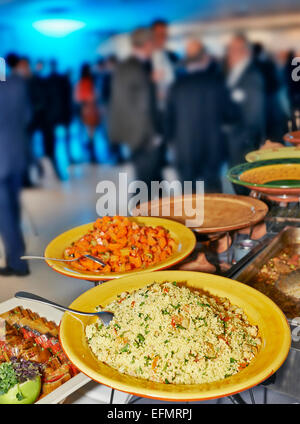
xmin=21 ymin=255 xmax=106 ymax=267
xmin=21 ymin=255 xmax=78 ymax=262
xmin=15 ymin=291 xmax=98 ymax=317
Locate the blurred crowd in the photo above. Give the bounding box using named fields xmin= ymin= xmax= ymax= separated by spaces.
xmin=107 ymin=22 xmax=300 ymax=193
xmin=2 ymin=21 xmax=300 ymax=186
xmin=0 ymin=18 xmax=300 ymax=276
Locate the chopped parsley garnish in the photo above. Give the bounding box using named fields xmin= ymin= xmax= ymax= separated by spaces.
xmin=16 ymin=391 xmax=24 ymax=401
xmin=197 ymin=301 xmax=211 ymax=308
xmin=120 ymin=343 xmax=129 ymax=353
xmin=144 ymin=356 xmax=151 ymax=366
xmin=176 ymin=324 xmax=186 ymax=330
xmin=137 ymin=333 xmax=145 ymax=343
xmin=0 ymin=359 xmax=41 ymax=398
xmin=0 ymin=363 xmax=18 ymax=395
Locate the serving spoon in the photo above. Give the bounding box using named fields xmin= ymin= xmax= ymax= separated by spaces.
xmin=15 ymin=291 xmax=114 ymax=327
xmin=21 ymin=254 xmax=106 ymax=267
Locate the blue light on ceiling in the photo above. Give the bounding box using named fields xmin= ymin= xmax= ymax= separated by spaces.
xmin=32 ymin=19 xmax=86 ymax=37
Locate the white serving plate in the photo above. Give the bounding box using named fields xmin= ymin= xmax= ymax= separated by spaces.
xmin=0 ymin=297 xmax=90 ymax=404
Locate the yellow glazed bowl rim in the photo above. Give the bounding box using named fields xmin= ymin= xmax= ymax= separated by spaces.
xmin=59 ymin=270 xmax=291 ymax=401
xmin=45 ymin=217 xmax=196 ymax=281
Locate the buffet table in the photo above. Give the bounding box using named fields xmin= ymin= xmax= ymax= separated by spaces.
xmin=2 ymin=195 xmax=300 ymax=404
xmin=70 ymin=199 xmax=300 ymax=404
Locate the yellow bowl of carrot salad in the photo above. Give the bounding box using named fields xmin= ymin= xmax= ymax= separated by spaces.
xmin=44 ymin=216 xmax=196 ymax=281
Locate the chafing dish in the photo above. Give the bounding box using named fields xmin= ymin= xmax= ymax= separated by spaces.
xmin=230 ymin=227 xmax=300 ymax=401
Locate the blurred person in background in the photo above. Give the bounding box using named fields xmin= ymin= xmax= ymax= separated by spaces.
xmin=151 ymin=19 xmax=178 ymax=112
xmin=165 ymin=39 xmax=226 ymax=192
xmin=108 ymin=27 xmax=162 ymax=189
xmin=45 ymin=59 xmax=73 ymax=176
xmin=285 ymin=50 xmax=300 ymax=120
xmin=274 ymin=50 xmax=292 ymax=126
xmin=94 ymin=58 xmax=106 ymax=105
xmin=225 ymin=34 xmax=265 ymax=171
xmin=252 ymin=42 xmax=288 ymax=141
xmin=17 ymin=56 xmax=32 ymax=80
xmin=0 ymin=53 xmax=30 ymax=276
xmin=28 ymin=61 xmax=47 ymax=134
xmin=74 ymin=63 xmax=100 ymax=162
xmin=59 ymin=68 xmax=73 ymax=161
xmin=14 ymin=56 xmax=38 ymax=187
xmin=101 ymin=55 xmax=118 ymax=107
xmin=94 ymin=56 xmax=120 ymax=163
xmin=94 ymin=56 xmax=118 ymax=106
xmin=151 ymin=19 xmax=178 ymax=170
xmin=26 ymin=60 xmax=48 ymax=185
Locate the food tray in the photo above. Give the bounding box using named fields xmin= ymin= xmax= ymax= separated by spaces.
xmin=232 ymin=227 xmax=300 ymax=352
xmin=0 ymin=297 xmax=90 ymax=404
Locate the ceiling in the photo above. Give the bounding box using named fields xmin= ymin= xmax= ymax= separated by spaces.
xmin=0 ymin=0 xmax=300 ymax=34
xmin=0 ymin=0 xmax=299 ymax=69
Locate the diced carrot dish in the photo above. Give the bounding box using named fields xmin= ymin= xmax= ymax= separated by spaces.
xmin=64 ymin=216 xmax=177 ymax=273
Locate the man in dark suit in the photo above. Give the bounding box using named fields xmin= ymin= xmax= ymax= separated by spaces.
xmin=108 ymin=27 xmax=161 ymax=188
xmin=0 ymin=54 xmax=30 ymax=276
xmin=225 ymin=34 xmax=265 ymax=168
xmin=43 ymin=60 xmax=72 ymax=177
xmin=252 ymin=42 xmax=288 ymax=142
xmin=165 ymin=40 xmax=227 ymax=193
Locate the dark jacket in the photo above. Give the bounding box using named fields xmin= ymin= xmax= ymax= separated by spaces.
xmin=226 ymin=62 xmax=265 ymax=166
xmin=165 ymin=62 xmax=228 ymax=181
xmin=254 ymin=56 xmax=288 ymax=140
xmin=45 ymin=72 xmax=72 ymax=126
xmin=0 ymin=73 xmax=31 ymax=178
xmin=166 ymin=50 xmax=179 ymax=65
xmin=108 ymin=57 xmax=157 ymax=151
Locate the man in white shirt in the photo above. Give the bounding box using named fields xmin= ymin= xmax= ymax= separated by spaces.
xmin=151 ymin=20 xmax=178 ymax=112
xmin=150 ymin=20 xmax=178 ymax=171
